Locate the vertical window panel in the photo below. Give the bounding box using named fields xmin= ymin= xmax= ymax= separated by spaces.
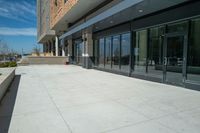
xmin=121 ymin=33 xmax=130 ymax=72
xmin=105 ymin=37 xmax=112 ymax=69
xmin=99 ymin=38 xmax=105 ymax=68
xmin=187 ymin=18 xmax=200 ymax=83
xmin=134 ymin=30 xmax=147 ymax=75
xmin=148 ymin=26 xmax=164 ymax=78
xmin=112 ymin=35 xmax=120 ymax=70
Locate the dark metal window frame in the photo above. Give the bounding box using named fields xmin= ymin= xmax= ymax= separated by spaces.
xmin=131 ymin=15 xmax=200 ymax=88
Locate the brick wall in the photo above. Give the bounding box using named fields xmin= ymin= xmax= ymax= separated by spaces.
xmin=50 ymin=0 xmax=79 ymax=29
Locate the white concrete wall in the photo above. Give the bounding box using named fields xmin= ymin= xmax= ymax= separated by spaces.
xmin=0 ymin=68 xmax=15 ymax=101
xmin=27 ymin=56 xmax=69 ymax=65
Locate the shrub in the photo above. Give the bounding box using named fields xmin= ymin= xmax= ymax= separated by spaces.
xmin=9 ymin=62 xmax=17 ymax=67
xmin=0 ymin=62 xmax=17 ymax=68
xmin=0 ymin=62 xmax=9 ymax=67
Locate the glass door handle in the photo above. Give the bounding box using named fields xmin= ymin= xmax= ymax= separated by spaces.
xmin=164 ymin=57 xmax=167 ymax=66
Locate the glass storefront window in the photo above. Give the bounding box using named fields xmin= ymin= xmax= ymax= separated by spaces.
xmin=121 ymin=33 xmax=130 ymax=72
xmin=134 ymin=30 xmax=147 ymax=75
xmin=99 ymin=38 xmax=105 ymax=68
xmin=187 ymin=18 xmax=200 ymax=83
xmin=148 ymin=26 xmax=164 ymax=78
xmin=105 ymin=37 xmax=112 ymax=69
xmin=112 ymin=35 xmax=120 ymax=70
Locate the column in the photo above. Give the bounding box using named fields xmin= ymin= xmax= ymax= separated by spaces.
xmin=49 ymin=41 xmax=51 ymax=56
xmin=51 ymin=39 xmax=55 ymax=56
xmin=82 ymin=27 xmax=93 ymax=69
xmin=43 ymin=44 xmax=46 ymax=53
xmin=51 ymin=40 xmax=54 ymax=56
xmin=62 ymin=46 xmax=65 ymax=56
xmin=44 ymin=43 xmax=47 ymax=56
xmin=55 ymin=36 xmax=59 ymax=56
xmin=61 ymin=39 xmax=65 ymax=57
xmin=46 ymin=43 xmax=49 ymax=56
xmin=67 ymin=37 xmax=73 ymax=63
xmin=48 ymin=41 xmax=51 ymax=56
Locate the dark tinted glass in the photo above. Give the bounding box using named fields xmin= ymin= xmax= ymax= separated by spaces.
xmin=148 ymin=26 xmax=164 ymax=78
xmin=187 ymin=18 xmax=200 ymax=83
xmin=121 ymin=33 xmax=130 ymax=72
xmin=99 ymin=38 xmax=105 ymax=68
xmin=74 ymin=40 xmax=83 ymax=65
xmin=105 ymin=37 xmax=112 ymax=69
xmin=112 ymin=35 xmax=120 ymax=70
xmin=134 ymin=30 xmax=147 ymax=75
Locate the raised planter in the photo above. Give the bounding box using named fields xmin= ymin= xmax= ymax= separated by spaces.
xmin=0 ymin=68 xmax=15 ymax=102
xmin=18 ymin=56 xmax=69 ymax=65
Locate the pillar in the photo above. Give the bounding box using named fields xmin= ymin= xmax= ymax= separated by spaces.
xmin=51 ymin=40 xmax=54 ymax=56
xmin=51 ymin=39 xmax=55 ymax=56
xmin=43 ymin=44 xmax=46 ymax=53
xmin=55 ymin=36 xmax=59 ymax=56
xmin=61 ymin=39 xmax=65 ymax=57
xmin=82 ymin=27 xmax=93 ymax=69
xmin=67 ymin=37 xmax=73 ymax=63
xmin=46 ymin=43 xmax=49 ymax=56
xmin=48 ymin=42 xmax=51 ymax=56
xmin=48 ymin=41 xmax=51 ymax=56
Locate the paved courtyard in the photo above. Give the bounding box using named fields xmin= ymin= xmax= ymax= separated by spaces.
xmin=0 ymin=65 xmax=200 ymax=133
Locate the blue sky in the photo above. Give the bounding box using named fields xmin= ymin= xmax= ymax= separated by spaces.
xmin=0 ymin=0 xmax=38 ymax=54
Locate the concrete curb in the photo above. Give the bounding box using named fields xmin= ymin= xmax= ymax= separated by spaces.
xmin=0 ymin=68 xmax=15 ymax=102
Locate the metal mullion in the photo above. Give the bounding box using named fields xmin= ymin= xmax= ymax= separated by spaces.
xmin=146 ymin=29 xmax=150 ymax=74
xmin=119 ymin=34 xmax=122 ymax=70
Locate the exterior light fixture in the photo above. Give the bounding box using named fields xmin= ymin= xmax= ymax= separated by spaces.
xmin=139 ymin=9 xmax=143 ymax=13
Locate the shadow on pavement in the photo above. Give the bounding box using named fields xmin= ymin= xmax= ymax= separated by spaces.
xmin=0 ymin=75 xmax=21 ymax=133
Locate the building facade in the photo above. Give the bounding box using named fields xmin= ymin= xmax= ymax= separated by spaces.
xmin=37 ymin=0 xmax=58 ymax=56
xmin=37 ymin=0 xmax=200 ymax=90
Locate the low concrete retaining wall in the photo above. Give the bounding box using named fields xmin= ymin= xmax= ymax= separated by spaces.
xmin=0 ymin=68 xmax=15 ymax=101
xmin=27 ymin=56 xmax=69 ymax=65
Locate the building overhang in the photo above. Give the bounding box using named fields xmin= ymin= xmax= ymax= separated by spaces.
xmin=37 ymin=31 xmax=56 ymax=44
xmin=51 ymin=0 xmax=107 ymax=33
xmin=59 ymin=0 xmax=188 ymax=40
xmin=59 ymin=0 xmax=143 ymax=40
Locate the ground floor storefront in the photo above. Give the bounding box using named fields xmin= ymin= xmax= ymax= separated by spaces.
xmin=61 ymin=1 xmax=200 ymax=90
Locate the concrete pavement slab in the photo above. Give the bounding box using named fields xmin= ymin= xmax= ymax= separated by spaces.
xmin=0 ymin=65 xmax=199 ymax=133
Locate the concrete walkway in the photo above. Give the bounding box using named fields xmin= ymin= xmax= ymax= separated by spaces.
xmin=0 ymin=65 xmax=200 ymax=133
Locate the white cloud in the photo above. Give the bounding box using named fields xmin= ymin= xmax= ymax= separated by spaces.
xmin=0 ymin=27 xmax=36 ymax=36
xmin=0 ymin=7 xmax=8 ymax=12
xmin=0 ymin=0 xmax=36 ymax=22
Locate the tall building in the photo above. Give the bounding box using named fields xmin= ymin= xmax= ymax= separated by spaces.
xmin=37 ymin=0 xmax=56 ymax=56
xmin=37 ymin=0 xmax=200 ymax=90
